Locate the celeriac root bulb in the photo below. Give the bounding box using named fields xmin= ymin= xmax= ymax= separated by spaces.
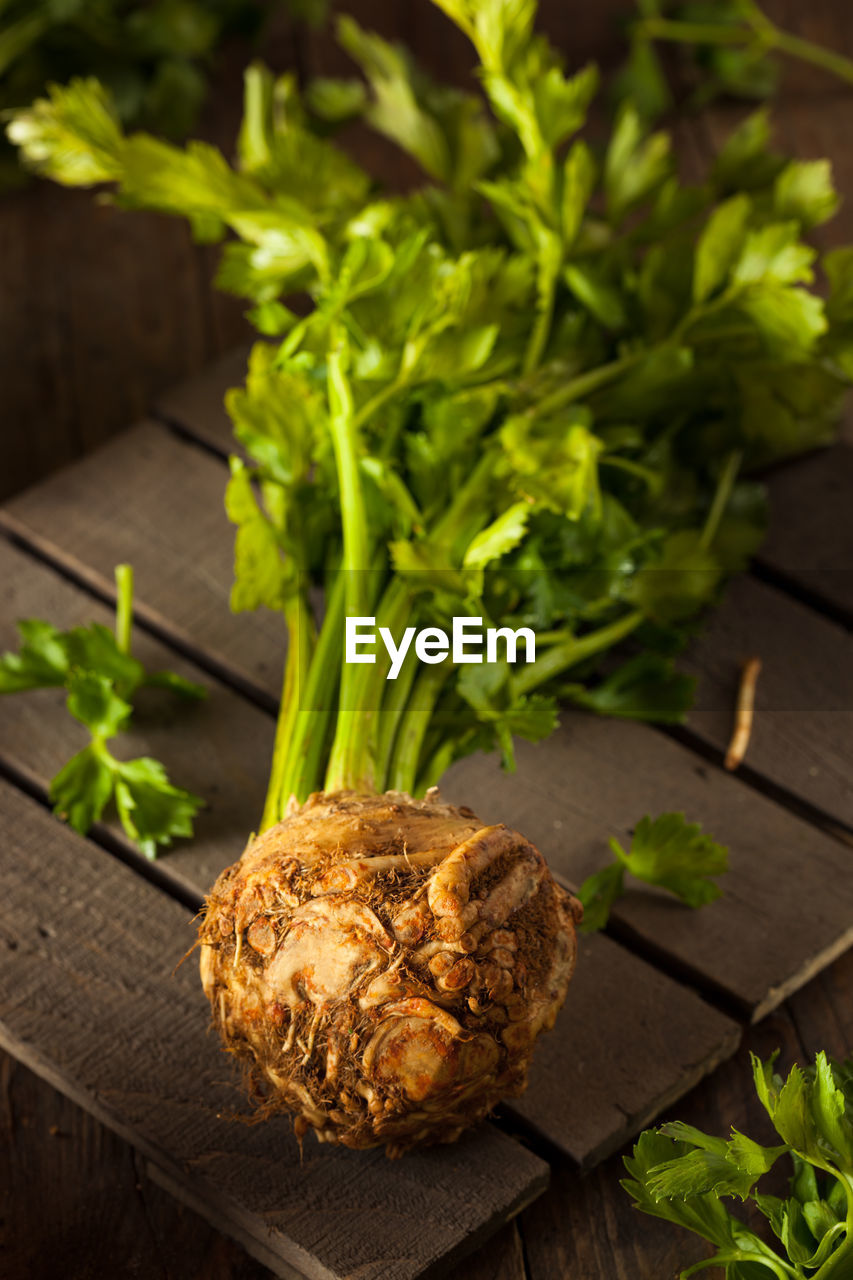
xmin=199 ymin=789 xmax=581 ymax=1156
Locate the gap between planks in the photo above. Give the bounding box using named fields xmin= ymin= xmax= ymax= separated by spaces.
xmin=0 ymin=777 xmax=550 ymax=1280
xmin=0 ymin=514 xmax=277 ymax=716
xmin=752 ymin=558 xmax=853 ymax=635
xmin=0 ymin=536 xmax=740 ymax=1168
xmin=0 ymin=749 xmax=202 ymax=915
xmin=6 ymin=502 xmax=849 ymax=872
xmin=4 ymin=413 xmax=852 ymax=846
xmin=3 ymin=427 xmax=852 ymax=1021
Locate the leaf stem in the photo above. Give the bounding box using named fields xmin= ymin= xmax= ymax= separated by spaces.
xmin=638 ymin=12 xmax=853 ymax=89
xmin=700 ymin=449 xmax=742 ymax=551
xmin=260 ymin=595 xmax=312 ymax=831
xmin=415 ymin=737 xmax=463 ymax=796
xmin=375 ymin=643 xmax=420 ymax=789
xmin=325 ymin=654 xmax=374 ymax=795
xmin=531 ymin=351 xmax=644 ymax=420
xmin=353 ymin=375 xmax=407 ymax=433
xmin=772 ymin=29 xmax=853 ymax=87
xmin=278 ymin=572 xmax=346 ymax=808
xmin=325 ymin=576 xmax=408 ymax=794
xmin=600 ymin=455 xmax=663 ymax=492
xmin=524 ymin=263 xmax=558 ymax=376
xmin=114 ymin=564 xmax=134 ymax=656
xmin=334 ymin=448 xmax=499 ymax=795
xmin=514 ymin=609 xmax=645 ymax=696
xmin=812 ymin=1173 xmax=853 ymax=1279
xmin=682 ymin=1253 xmax=794 ymax=1280
xmin=431 ymin=450 xmax=496 ymax=543
xmin=638 ymin=17 xmax=756 ymax=48
xmin=387 ymin=663 xmax=449 ymax=794
xmin=324 ymin=337 xmax=378 ymax=795
xmin=328 ymin=346 xmax=370 ymax=618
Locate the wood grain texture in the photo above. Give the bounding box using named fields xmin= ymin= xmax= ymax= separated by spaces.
xmin=0 ymin=537 xmax=740 ymax=1167
xmin=509 ymin=932 xmax=739 ymax=1166
xmin=519 ymin=1004 xmax=809 ymax=1280
xmin=0 ymin=1050 xmax=271 ymax=1280
xmin=0 ymin=536 xmax=273 ymax=899
xmin=760 ymin=444 xmax=853 ymax=622
xmin=787 ymin=935 xmax=853 ymax=1061
xmin=5 ymin=947 xmax=851 ymax=1280
xmin=682 ymin=574 xmax=853 ymax=826
xmin=0 ymin=778 xmax=549 ymax=1280
xmin=5 ymin=422 xmax=851 ymax=1022
xmin=442 ymin=718 xmax=853 ymax=1021
xmin=520 ymin=878 xmax=853 ymax=1279
xmin=156 ymin=344 xmax=253 ymax=455
xmin=0 ymin=179 xmax=250 ymax=505
xmin=0 ymin=1037 xmax=530 ymax=1280
xmin=2 ymin=0 xmax=852 ymax=1276
xmin=0 ymin=9 xmax=302 ymax=505
xmin=2 ymin=421 xmax=286 ymax=704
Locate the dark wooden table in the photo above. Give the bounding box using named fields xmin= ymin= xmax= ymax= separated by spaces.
xmin=2 ymin=954 xmax=850 ymax=1280
xmin=2 ymin=2 xmax=852 ymax=1277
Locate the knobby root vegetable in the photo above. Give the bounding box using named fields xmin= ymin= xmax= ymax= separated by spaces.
xmin=199 ymin=789 xmax=581 ymax=1156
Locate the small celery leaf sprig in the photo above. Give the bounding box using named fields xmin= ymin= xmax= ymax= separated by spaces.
xmin=623 ymin=1050 xmax=853 ymax=1279
xmin=0 ymin=565 xmax=205 ymax=858
xmin=577 ymin=812 xmax=729 ymax=933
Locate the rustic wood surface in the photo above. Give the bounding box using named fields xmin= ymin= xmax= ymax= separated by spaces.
xmin=0 ymin=13 xmax=305 ymax=503
xmin=2 ymin=0 xmax=852 ymax=1275
xmin=681 ymin=575 xmax=853 ymax=828
xmin=0 ymin=536 xmax=740 ymax=1167
xmin=3 ymin=949 xmax=851 ymax=1280
xmin=2 ymin=422 xmax=286 ymax=708
xmin=0 ymin=778 xmax=551 ymax=1280
xmin=0 ymin=538 xmax=275 ymax=897
xmin=5 ymin=422 xmax=852 ymax=1020
xmin=443 ymin=720 xmax=853 ymax=1020
xmin=761 ymin=443 xmax=853 ymax=623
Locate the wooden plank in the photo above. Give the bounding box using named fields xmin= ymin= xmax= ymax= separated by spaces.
xmin=2 ymin=420 xmax=285 ymax=705
xmin=760 ymin=443 xmax=853 ymax=621
xmin=6 ymin=956 xmax=847 ymax=1280
xmin=681 ymin=574 xmax=853 ymax=827
xmin=155 ymin=344 xmax=252 ymax=456
xmin=442 ymin=720 xmax=853 ymax=1021
xmin=508 ymin=931 xmax=738 ymax=1166
xmin=0 ymin=537 xmax=740 ymax=1166
xmin=0 ymin=180 xmax=249 ymax=506
xmin=520 ymin=1001 xmax=805 ymax=1280
xmin=0 ymin=1049 xmax=270 ymax=1280
xmin=0 ymin=0 xmax=308 ymax=506
xmin=0 ymin=536 xmax=273 ymax=901
xmin=516 ymin=948 xmax=853 ymax=1280
xmin=787 ymin=934 xmax=853 ymax=1063
xmin=0 ymin=1046 xmax=528 ymax=1280
xmin=0 ymin=778 xmax=549 ymax=1280
xmin=5 ymin=422 xmax=851 ymax=1019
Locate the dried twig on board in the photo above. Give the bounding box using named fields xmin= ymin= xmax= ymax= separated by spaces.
xmin=725 ymin=657 xmax=762 ymax=771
